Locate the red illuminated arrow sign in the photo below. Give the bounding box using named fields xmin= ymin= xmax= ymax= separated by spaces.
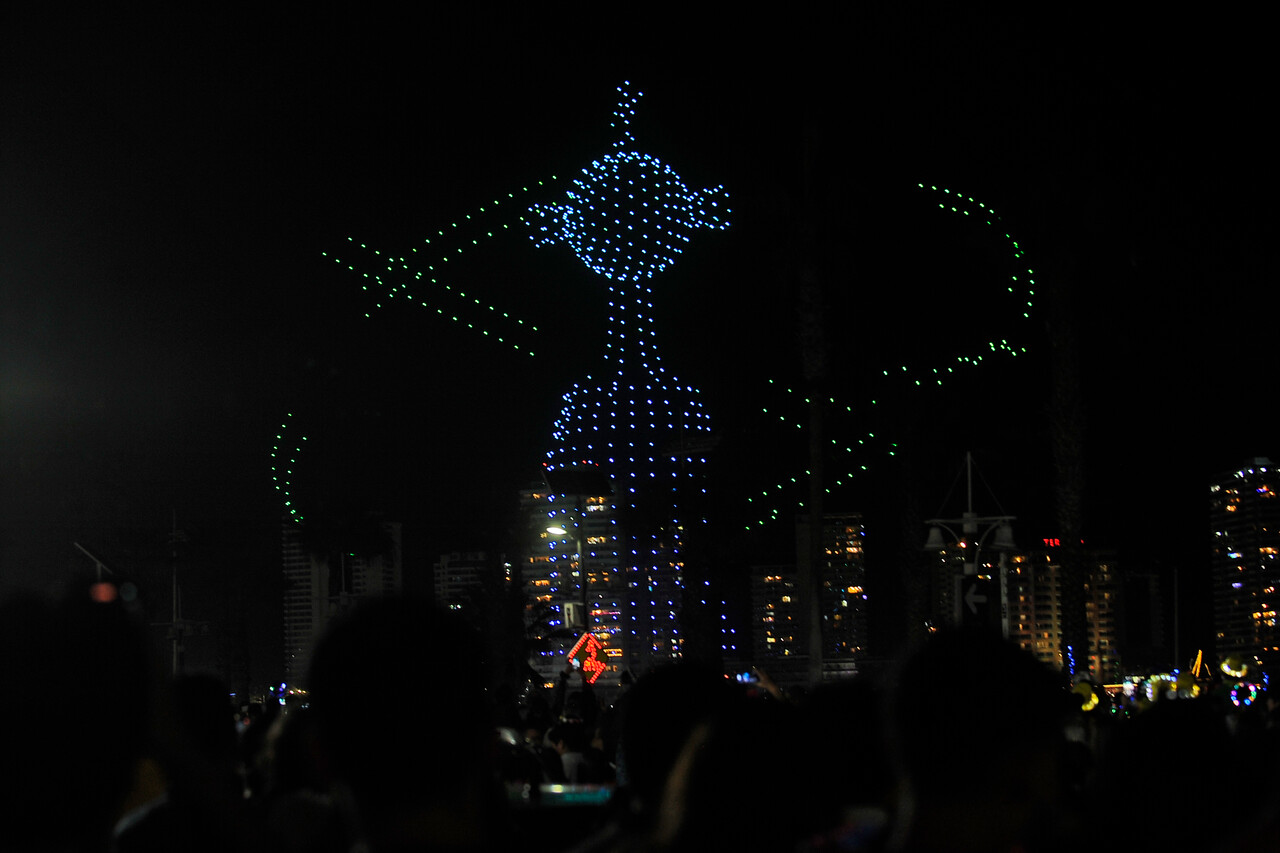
xmin=567 ymin=631 xmax=609 ymax=684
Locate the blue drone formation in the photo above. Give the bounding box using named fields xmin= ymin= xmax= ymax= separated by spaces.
xmin=527 ymin=82 xmax=728 ymax=498
xmin=523 ymin=82 xmax=732 ymax=664
xmin=527 ymin=85 xmax=729 ymax=282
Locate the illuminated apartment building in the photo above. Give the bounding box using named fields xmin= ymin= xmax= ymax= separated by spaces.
xmin=519 ymin=481 xmax=626 ymax=685
xmin=752 ymin=569 xmax=802 ymax=660
xmin=1210 ymin=459 xmax=1280 ymax=670
xmin=1084 ymin=561 xmax=1122 ymax=679
xmin=751 ymin=514 xmax=868 ymax=680
xmin=808 ymin=513 xmax=870 ymax=660
xmin=1005 ymin=545 xmax=1120 ymax=679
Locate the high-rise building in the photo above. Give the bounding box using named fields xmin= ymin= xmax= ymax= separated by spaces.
xmin=520 ymin=480 xmax=627 ymax=685
xmin=798 ymin=513 xmax=870 ymax=660
xmin=750 ymin=514 xmax=868 ymax=684
xmin=1210 ymin=459 xmax=1280 ymax=670
xmin=281 ymin=517 xmax=402 ymax=687
xmin=1116 ymin=570 xmax=1166 ymax=672
xmin=1005 ymin=546 xmax=1121 ymax=680
xmin=751 ymin=568 xmax=802 ymax=661
xmin=434 ymin=551 xmax=497 ymax=613
xmin=282 ymin=519 xmax=324 ymax=687
xmin=346 ymin=523 xmax=402 ymax=599
xmin=1084 ymin=559 xmax=1122 ymax=680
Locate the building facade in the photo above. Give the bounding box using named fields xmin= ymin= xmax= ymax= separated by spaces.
xmin=282 ymin=519 xmax=324 ymax=687
xmin=751 ymin=568 xmax=802 ymax=661
xmin=433 ymin=550 xmax=497 ymax=613
xmin=1210 ymin=459 xmax=1280 ymax=671
xmin=808 ymin=513 xmax=870 ymax=660
xmin=750 ymin=514 xmax=868 ymax=683
xmin=520 ymin=482 xmax=628 ymax=685
xmin=1005 ymin=546 xmax=1121 ymax=680
xmin=281 ymin=517 xmax=402 ymax=687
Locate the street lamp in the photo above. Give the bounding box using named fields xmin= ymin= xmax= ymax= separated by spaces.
xmin=923 ymin=452 xmax=1017 ymax=634
xmin=542 ymin=466 xmax=612 ymax=635
xmin=922 ymin=514 xmax=1017 ymax=576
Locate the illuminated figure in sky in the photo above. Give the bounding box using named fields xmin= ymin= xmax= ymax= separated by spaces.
xmin=296 ymin=85 xmax=1036 ymax=659
xmin=526 ymin=82 xmax=730 ymax=666
xmin=528 ymin=82 xmax=728 ymax=480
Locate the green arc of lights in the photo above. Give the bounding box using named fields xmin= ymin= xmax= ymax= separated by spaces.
xmin=278 ymin=181 xmax=561 ymax=520
xmin=271 ymin=413 xmax=307 ymax=525
xmin=325 ymin=179 xmax=562 ymax=358
xmin=743 ymin=184 xmax=1037 ymax=530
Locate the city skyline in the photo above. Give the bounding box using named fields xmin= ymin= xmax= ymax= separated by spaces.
xmin=2 ymin=10 xmax=1274 ymax=685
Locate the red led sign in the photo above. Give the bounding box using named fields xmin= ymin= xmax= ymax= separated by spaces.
xmin=567 ymin=631 xmax=610 ymax=684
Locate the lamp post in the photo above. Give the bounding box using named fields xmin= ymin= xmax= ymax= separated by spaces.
xmin=547 ymin=512 xmax=589 ymax=632
xmin=923 ymin=452 xmax=1017 ymax=635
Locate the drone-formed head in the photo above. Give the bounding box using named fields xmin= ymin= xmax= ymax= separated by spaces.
xmin=528 ymin=83 xmax=730 ymax=281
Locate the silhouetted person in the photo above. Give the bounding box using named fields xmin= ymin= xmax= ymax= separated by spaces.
xmin=883 ymin=627 xmax=1075 ymax=853
xmin=565 ymin=661 xmax=739 ymax=852
xmin=553 ymin=663 xmax=599 ymax=730
xmin=114 ymin=672 xmax=257 ymax=853
xmin=548 ymin=721 xmax=602 ymax=783
xmin=653 ymin=696 xmax=812 ymax=852
xmin=1 ymin=582 xmax=151 ymax=853
xmin=306 ymin=596 xmax=505 ymax=852
xmin=1093 ymin=697 xmax=1248 ymax=852
xmin=250 ymin=704 xmax=351 ymax=853
xmin=792 ymin=676 xmax=895 ymax=849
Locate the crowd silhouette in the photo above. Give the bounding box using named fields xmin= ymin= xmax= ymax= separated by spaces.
xmin=6 ymin=581 xmax=1280 ymax=853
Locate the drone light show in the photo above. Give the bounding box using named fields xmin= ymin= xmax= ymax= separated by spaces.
xmin=280 ymin=82 xmax=1039 ymax=551
xmin=527 ymin=83 xmax=724 ymax=499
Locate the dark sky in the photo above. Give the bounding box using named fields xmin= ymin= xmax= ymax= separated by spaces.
xmin=2 ymin=9 xmax=1275 ymax=678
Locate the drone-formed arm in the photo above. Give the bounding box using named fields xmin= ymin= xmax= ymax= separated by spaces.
xmin=694 ymin=184 xmax=732 ymax=231
xmin=528 ymin=201 xmax=572 ymax=248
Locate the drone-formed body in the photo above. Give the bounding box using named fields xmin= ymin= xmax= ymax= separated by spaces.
xmin=528 ymin=83 xmax=729 ymax=486
xmin=526 ymin=83 xmax=730 ymax=668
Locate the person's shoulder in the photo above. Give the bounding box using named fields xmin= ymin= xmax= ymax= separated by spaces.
xmin=798 ymin=806 xmax=890 ymax=853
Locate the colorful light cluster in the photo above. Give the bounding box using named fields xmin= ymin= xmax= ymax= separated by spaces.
xmin=1231 ymin=682 xmax=1260 ymax=707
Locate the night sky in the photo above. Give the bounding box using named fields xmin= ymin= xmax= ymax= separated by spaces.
xmin=3 ymin=9 xmax=1275 ymax=686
